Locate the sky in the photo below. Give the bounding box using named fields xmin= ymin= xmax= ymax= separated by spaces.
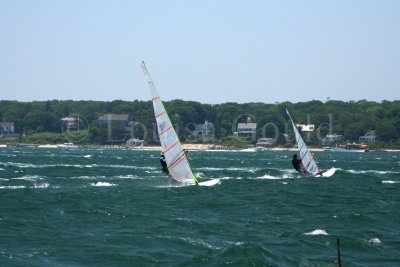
xmin=0 ymin=0 xmax=399 ymax=104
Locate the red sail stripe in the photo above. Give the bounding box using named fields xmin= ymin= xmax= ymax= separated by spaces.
xmin=178 ymin=169 xmax=193 ymax=182
xmin=163 ymin=141 xmax=179 ymax=154
xmin=155 ymin=111 xmax=165 ymax=118
xmin=152 ymin=96 xmax=160 ymax=101
xmin=160 ymin=125 xmax=172 ymax=135
xmin=169 ymin=155 xmax=186 ymax=170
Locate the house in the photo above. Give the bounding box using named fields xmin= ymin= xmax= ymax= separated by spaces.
xmin=61 ymin=116 xmax=80 ymax=130
xmin=322 ymin=134 xmax=344 ymax=145
xmin=192 ymin=120 xmax=214 ymax=139
xmin=296 ymin=124 xmax=315 ymax=132
xmin=256 ymin=138 xmax=276 ymax=147
xmin=237 ymin=122 xmax=257 ymax=139
xmin=126 ymin=138 xmax=144 ymax=147
xmin=0 ymin=122 xmax=15 ymax=137
xmin=98 ymin=114 xmax=130 ymax=127
xmin=359 ymin=131 xmax=376 ymax=143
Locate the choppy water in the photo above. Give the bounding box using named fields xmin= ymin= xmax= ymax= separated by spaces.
xmin=0 ymin=147 xmax=399 ymax=266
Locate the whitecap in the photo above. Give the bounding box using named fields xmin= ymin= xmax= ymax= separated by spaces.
xmin=382 ymin=180 xmax=400 ymax=184
xmin=91 ymin=182 xmax=116 ymax=187
xmin=201 ymin=167 xmax=224 ymax=171
xmin=83 ymin=155 xmax=92 ymax=158
xmin=32 ymin=183 xmax=50 ymax=188
xmin=257 ymin=174 xmax=281 ymax=179
xmin=0 ymin=185 xmax=25 ymax=190
xmin=177 ymin=236 xmax=219 ymax=250
xmin=347 ymin=169 xmax=396 ymax=175
xmin=369 ymin=238 xmax=381 ymax=245
xmin=0 ymin=168 xmax=4 ymax=171
xmin=304 ymin=229 xmax=329 ymax=236
xmin=113 ymin=175 xmax=138 ymax=179
xmin=12 ymin=175 xmax=43 ymax=181
xmin=74 ymin=175 xmax=106 ymax=180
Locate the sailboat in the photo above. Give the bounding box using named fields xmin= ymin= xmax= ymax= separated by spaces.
xmin=286 ymin=109 xmax=336 ymax=177
xmin=141 ymin=61 xmax=220 ymax=186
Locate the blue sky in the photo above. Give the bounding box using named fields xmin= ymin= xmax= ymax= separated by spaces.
xmin=0 ymin=0 xmax=399 ymax=103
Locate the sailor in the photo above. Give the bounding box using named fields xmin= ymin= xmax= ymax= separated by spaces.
xmin=291 ymin=154 xmax=302 ymax=173
xmin=160 ymin=151 xmax=169 ymax=175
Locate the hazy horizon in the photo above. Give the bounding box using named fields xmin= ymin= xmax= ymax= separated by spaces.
xmin=1 ymin=1 xmax=399 ymax=103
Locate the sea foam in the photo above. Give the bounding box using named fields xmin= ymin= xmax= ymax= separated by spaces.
xmin=91 ymin=182 xmax=116 ymax=187
xmin=304 ymin=229 xmax=329 ymax=236
xmin=369 ymin=238 xmax=381 ymax=245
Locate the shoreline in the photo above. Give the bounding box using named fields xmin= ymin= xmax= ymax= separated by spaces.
xmin=1 ymin=143 xmax=399 ymax=152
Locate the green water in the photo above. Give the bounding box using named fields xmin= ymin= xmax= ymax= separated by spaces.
xmin=0 ymin=147 xmax=399 ymax=266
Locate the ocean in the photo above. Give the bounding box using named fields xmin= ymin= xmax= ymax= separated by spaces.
xmin=0 ymin=147 xmax=399 ymax=266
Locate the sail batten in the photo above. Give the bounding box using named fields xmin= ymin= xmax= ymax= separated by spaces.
xmin=286 ymin=109 xmax=321 ymax=176
xmin=141 ymin=61 xmax=197 ymax=185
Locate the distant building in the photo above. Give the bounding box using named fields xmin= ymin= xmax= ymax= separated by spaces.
xmin=359 ymin=131 xmax=376 ymax=143
xmin=237 ymin=122 xmax=257 ymax=139
xmin=192 ymin=120 xmax=215 ymax=139
xmin=0 ymin=122 xmax=15 ymax=137
xmin=322 ymin=134 xmax=344 ymax=145
xmin=98 ymin=114 xmax=130 ymax=127
xmin=296 ymin=124 xmax=315 ymax=132
xmin=61 ymin=116 xmax=79 ymax=130
xmin=256 ymin=137 xmax=275 ymax=147
xmin=126 ymin=138 xmax=144 ymax=147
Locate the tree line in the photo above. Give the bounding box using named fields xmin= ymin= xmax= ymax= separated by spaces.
xmin=0 ymin=99 xmax=399 ymax=147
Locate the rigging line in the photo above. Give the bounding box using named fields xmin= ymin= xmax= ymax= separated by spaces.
xmin=167 ymin=151 xmax=185 ymax=170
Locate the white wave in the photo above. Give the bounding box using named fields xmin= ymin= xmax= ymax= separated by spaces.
xmin=12 ymin=175 xmax=43 ymax=181
xmin=0 ymin=178 xmax=9 ymax=181
xmin=104 ymin=164 xmax=157 ymax=170
xmin=225 ymin=241 xmax=245 ymax=246
xmin=0 ymin=162 xmax=99 ymax=169
xmin=0 ymin=185 xmax=25 ymax=189
xmin=91 ymin=182 xmax=116 ymax=187
xmin=382 ymin=180 xmax=400 ymax=184
xmin=177 ymin=236 xmax=219 ymax=250
xmin=200 ymin=166 xmax=261 ymax=172
xmin=304 ymin=229 xmax=329 ymax=236
xmin=0 ymin=168 xmax=4 ymax=171
xmin=200 ymin=167 xmax=224 ymax=171
xmin=257 ymin=174 xmax=281 ymax=180
xmin=113 ymin=175 xmax=138 ymax=179
xmin=218 ymin=176 xmax=234 ymax=180
xmin=369 ymin=238 xmax=381 ymax=245
xmin=73 ymin=175 xmax=107 ymax=180
xmin=32 ymin=183 xmax=50 ymax=188
xmin=347 ymin=169 xmax=398 ymax=175
xmin=83 ymin=155 xmax=92 ymax=158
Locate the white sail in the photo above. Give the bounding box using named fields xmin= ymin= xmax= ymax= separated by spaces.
xmin=141 ymin=61 xmax=198 ymax=185
xmin=286 ymin=109 xmax=321 ymax=176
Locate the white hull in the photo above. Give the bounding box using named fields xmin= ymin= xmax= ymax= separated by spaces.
xmin=198 ymin=179 xmax=221 ymax=186
xmin=320 ymin=168 xmax=336 ymax=177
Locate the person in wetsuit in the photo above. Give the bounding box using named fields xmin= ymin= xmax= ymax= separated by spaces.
xmin=160 ymin=152 xmax=169 ymax=175
xmin=291 ymin=154 xmax=302 ymax=173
